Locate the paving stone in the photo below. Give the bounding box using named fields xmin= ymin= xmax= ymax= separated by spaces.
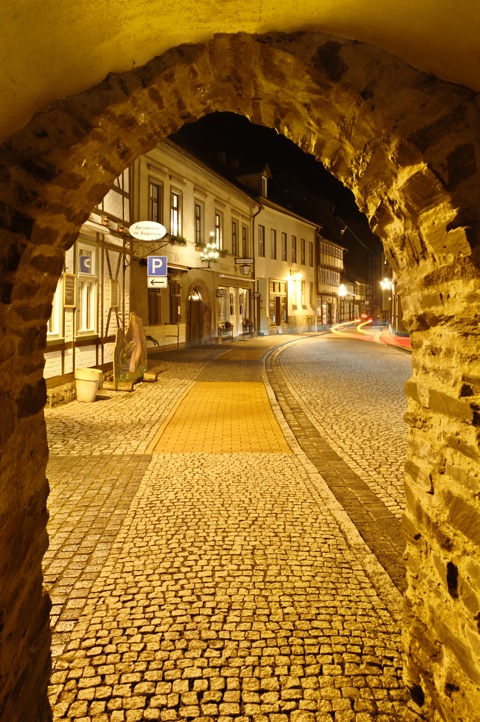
xmin=44 ymin=337 xmax=413 ymax=720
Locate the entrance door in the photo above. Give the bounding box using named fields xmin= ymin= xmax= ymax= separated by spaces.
xmin=187 ymin=296 xmax=203 ymax=346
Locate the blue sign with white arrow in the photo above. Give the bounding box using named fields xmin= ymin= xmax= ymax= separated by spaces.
xmin=147 ymin=256 xmax=168 ymax=276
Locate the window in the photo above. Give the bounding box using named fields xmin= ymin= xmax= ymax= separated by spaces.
xmin=310 ymin=282 xmax=314 ymax=305
xmin=194 ymin=202 xmax=204 ymax=245
xmin=300 ymin=238 xmax=306 ymax=265
xmin=149 ymin=181 xmax=163 ymax=223
xmin=215 ymin=211 xmax=223 ymax=249
xmin=77 ymin=243 xmax=97 ymax=335
xmin=281 ymin=232 xmax=287 ymax=261
xmin=170 ymin=190 xmax=182 ymax=236
xmin=258 ymin=225 xmax=265 ymax=257
xmin=47 ymin=278 xmax=63 ymax=339
xmin=271 ymin=229 xmax=277 ymax=259
xmin=309 ymin=241 xmax=314 ymax=267
xmin=232 ymin=219 xmax=239 ymax=255
xmin=292 ymin=235 xmax=297 ymax=263
xmin=242 ymin=225 xmax=248 ymax=257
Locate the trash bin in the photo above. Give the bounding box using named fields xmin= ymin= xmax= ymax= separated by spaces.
xmin=74 ymin=367 xmax=103 ymax=402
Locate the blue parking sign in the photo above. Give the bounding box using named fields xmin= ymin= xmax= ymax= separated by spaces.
xmin=147 ymin=256 xmax=167 ymax=276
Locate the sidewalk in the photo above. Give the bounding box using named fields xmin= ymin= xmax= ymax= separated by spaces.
xmin=44 ymin=336 xmax=418 ymax=722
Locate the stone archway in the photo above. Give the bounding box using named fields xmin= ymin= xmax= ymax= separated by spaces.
xmin=1 ymin=30 xmax=480 ymax=722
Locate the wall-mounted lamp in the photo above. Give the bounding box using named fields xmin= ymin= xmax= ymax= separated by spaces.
xmin=338 ymin=283 xmax=355 ymax=298
xmin=290 ymin=269 xmax=302 ymax=281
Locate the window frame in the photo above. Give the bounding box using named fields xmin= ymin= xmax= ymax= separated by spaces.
xmin=194 ymin=201 xmax=204 ymax=246
xmin=170 ymin=189 xmax=182 ymax=237
xmin=232 ymin=218 xmax=239 ymax=256
xmin=271 ymin=228 xmax=277 ymax=260
xmin=76 ymin=241 xmax=98 ymax=337
xmin=242 ymin=224 xmax=248 ymax=257
xmin=47 ymin=276 xmax=64 ymax=340
xmin=258 ymin=224 xmax=265 ymax=257
xmin=149 ymin=180 xmax=163 ymax=224
xmin=214 ymin=210 xmax=223 ymax=249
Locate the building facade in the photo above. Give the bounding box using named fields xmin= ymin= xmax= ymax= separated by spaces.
xmin=129 ymin=141 xmax=257 ymax=349
xmin=44 ymin=170 xmax=132 ymax=380
xmin=45 ymin=141 xmax=329 ymax=381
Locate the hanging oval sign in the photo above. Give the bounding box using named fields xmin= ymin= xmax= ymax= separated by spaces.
xmin=129 ymin=221 xmax=167 ymax=241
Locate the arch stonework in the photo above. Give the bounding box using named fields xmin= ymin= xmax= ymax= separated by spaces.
xmin=0 ymin=31 xmax=479 ymax=721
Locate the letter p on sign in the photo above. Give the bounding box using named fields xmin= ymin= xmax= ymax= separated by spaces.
xmin=147 ymin=256 xmax=167 ymax=276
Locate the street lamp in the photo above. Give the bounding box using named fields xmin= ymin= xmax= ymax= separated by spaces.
xmin=379 ymin=277 xmax=397 ymax=331
xmin=380 ymin=277 xmax=394 ymax=292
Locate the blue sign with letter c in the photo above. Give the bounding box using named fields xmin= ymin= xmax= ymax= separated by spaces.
xmin=80 ymin=255 xmax=92 ymax=273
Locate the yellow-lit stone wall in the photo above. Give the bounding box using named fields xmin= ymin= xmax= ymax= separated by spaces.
xmin=1 ymin=31 xmax=480 ymax=721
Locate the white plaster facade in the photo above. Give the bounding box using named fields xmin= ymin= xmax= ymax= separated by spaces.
xmin=45 ymin=140 xmax=328 ymax=381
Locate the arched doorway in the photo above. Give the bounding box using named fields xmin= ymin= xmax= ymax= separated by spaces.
xmin=1 ymin=31 xmax=480 ymax=722
xmin=187 ymin=283 xmax=212 ymax=346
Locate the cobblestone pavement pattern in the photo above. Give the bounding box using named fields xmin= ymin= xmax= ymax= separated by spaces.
xmin=44 ymin=334 xmax=418 ymax=722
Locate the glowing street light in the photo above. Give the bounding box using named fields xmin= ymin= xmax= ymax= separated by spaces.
xmin=289 ymin=269 xmax=302 ymax=281
xmin=200 ymin=235 xmax=219 ymax=269
xmin=380 ymin=277 xmax=394 ymax=292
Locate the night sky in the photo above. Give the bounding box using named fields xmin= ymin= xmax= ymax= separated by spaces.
xmin=173 ymin=111 xmax=374 ymax=230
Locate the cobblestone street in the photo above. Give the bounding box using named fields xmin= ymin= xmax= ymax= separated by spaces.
xmin=44 ymin=334 xmax=415 ymax=722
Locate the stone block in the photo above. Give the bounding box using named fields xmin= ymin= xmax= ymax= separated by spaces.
xmin=429 ymin=388 xmax=473 ymax=422
xmin=102 ymin=380 xmax=135 ymax=392
xmin=446 ymin=491 xmax=480 ymax=547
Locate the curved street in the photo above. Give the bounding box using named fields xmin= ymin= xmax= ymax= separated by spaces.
xmin=44 ymin=333 xmax=415 ymax=722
